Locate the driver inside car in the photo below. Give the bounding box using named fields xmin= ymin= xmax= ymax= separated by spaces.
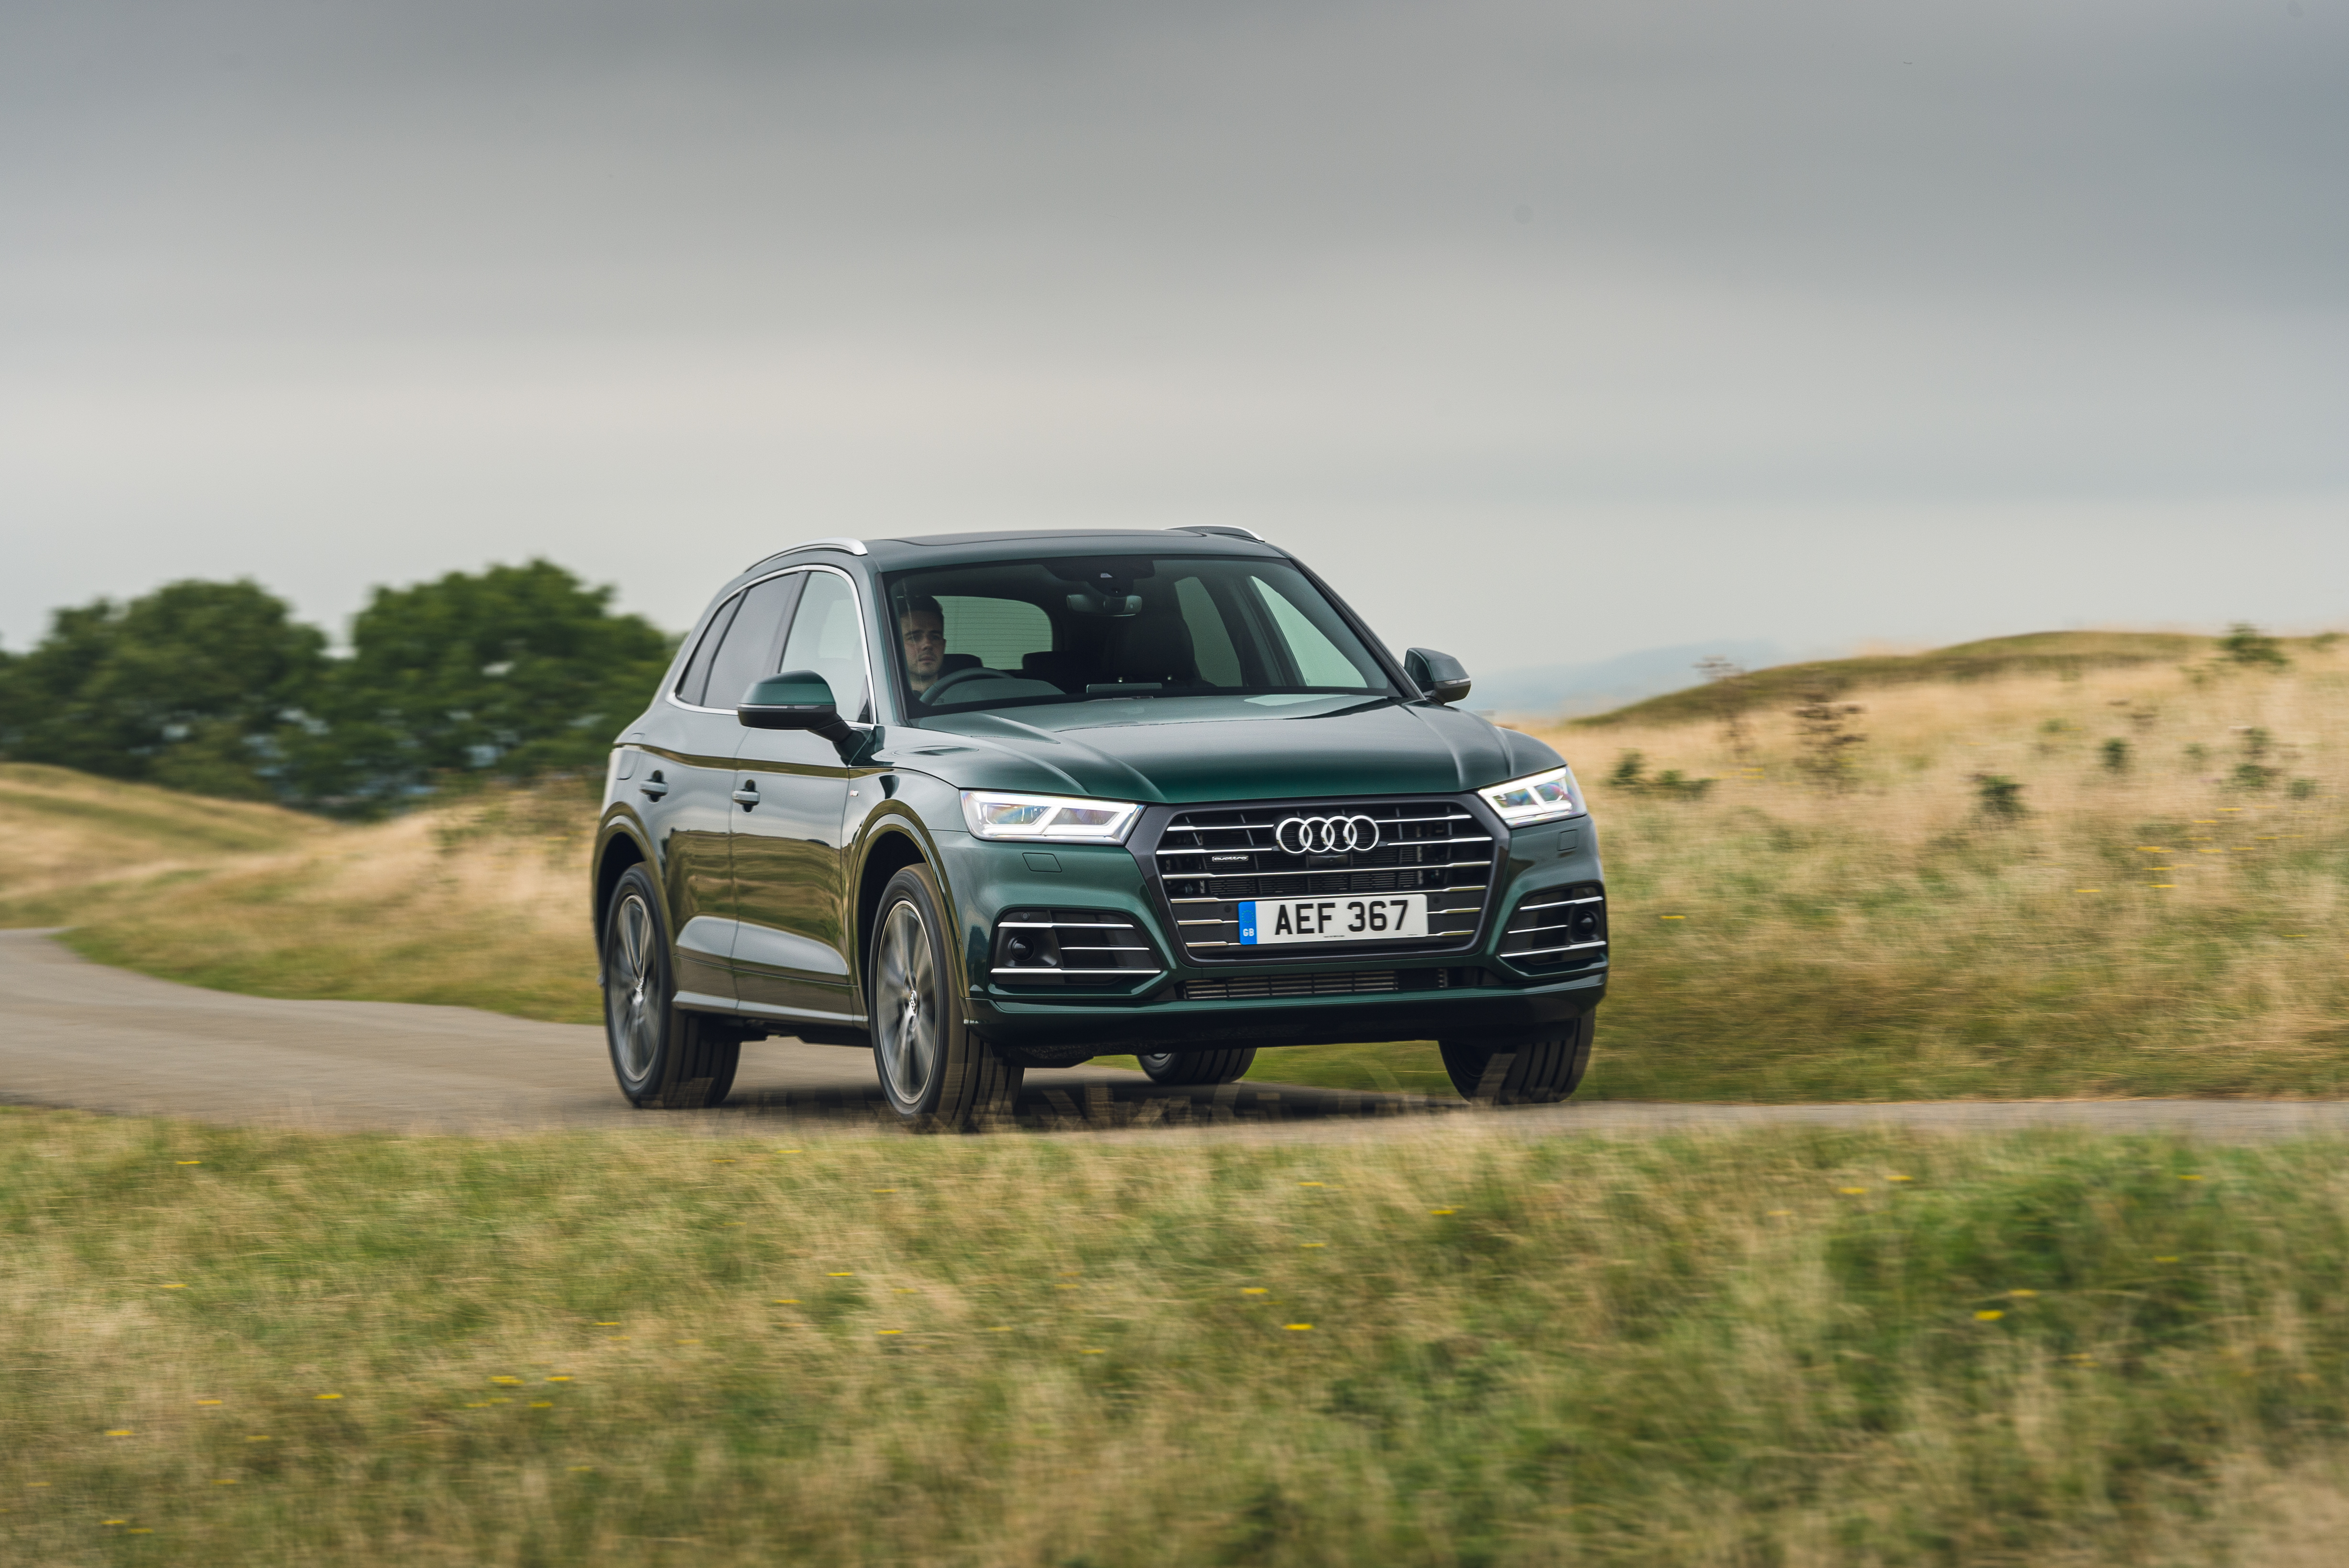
xmin=899 ymin=596 xmax=948 ymax=694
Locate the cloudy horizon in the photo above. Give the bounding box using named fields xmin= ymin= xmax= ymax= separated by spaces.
xmin=4 ymin=0 xmax=2344 ymax=674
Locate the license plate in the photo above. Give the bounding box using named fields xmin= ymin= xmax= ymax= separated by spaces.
xmin=1237 ymin=893 xmax=1428 ymax=945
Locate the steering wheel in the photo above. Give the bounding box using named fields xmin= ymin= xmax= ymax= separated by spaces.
xmin=918 ymin=665 xmax=1017 ymax=704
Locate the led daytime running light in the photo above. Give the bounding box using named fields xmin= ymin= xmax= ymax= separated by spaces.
xmin=1478 ymin=765 xmax=1586 ymax=827
xmin=960 ymin=790 xmax=1141 ymax=844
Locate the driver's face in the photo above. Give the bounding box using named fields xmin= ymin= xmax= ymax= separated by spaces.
xmin=900 ymin=610 xmax=946 ymax=689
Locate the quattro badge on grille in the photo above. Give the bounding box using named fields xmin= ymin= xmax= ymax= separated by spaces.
xmin=1275 ymin=815 xmax=1381 ymax=855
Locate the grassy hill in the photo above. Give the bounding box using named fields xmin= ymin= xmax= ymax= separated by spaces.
xmin=1574 ymin=630 xmax=2217 ymax=729
xmin=1519 ymin=632 xmax=2347 ymax=1100
xmin=0 ymin=765 xmax=601 ymax=1024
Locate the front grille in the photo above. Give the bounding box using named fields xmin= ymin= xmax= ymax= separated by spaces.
xmin=990 ymin=909 xmax=1162 ymax=989
xmin=1150 ymin=799 xmax=1497 ymax=961
xmin=1498 ymin=883 xmax=1608 ymax=972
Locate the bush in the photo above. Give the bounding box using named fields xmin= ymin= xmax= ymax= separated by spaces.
xmin=1972 ymin=773 xmax=2027 ymax=819
xmin=2220 ymin=622 xmax=2290 ymax=668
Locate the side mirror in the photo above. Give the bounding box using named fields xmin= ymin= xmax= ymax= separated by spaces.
xmin=1405 ymin=647 xmax=1472 ymax=706
xmin=738 ymin=671 xmax=849 ymax=739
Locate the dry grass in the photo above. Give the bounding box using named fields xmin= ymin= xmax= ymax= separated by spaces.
xmin=8 ymin=1107 xmax=2349 ymax=1566
xmin=1524 ymin=642 xmax=2349 ymax=1100
xmin=0 ymin=773 xmax=600 ymax=1024
xmin=0 ymin=763 xmax=331 ymax=903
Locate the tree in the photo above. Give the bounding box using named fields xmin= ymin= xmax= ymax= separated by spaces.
xmin=0 ymin=579 xmax=327 ymax=799
xmin=302 ymin=560 xmax=675 ymax=805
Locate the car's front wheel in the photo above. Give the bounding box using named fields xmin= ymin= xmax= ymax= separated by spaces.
xmin=603 ymin=865 xmax=740 ymax=1109
xmin=1136 ymin=1048 xmax=1256 ymax=1086
xmin=1439 ymin=1011 xmax=1595 ymax=1105
xmin=869 ymin=864 xmax=1023 ymax=1130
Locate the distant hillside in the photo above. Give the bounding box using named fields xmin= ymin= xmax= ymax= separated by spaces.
xmin=1473 ymin=639 xmax=1781 ymax=719
xmin=1573 ymin=631 xmax=2217 ymax=728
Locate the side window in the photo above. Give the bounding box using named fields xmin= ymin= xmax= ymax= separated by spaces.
xmin=777 ymin=572 xmax=871 ymax=720
xmin=701 ymin=574 xmax=803 ymax=711
xmin=1173 ymin=576 xmax=1243 ymax=687
xmin=936 ymin=596 xmax=1053 ymax=669
xmin=675 ymin=593 xmax=742 ymax=706
xmin=1250 ymin=576 xmax=1376 ymax=688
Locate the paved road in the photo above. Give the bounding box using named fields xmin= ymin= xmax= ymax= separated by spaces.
xmin=6 ymin=929 xmax=2347 ymax=1140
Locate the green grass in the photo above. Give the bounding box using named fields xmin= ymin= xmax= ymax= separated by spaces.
xmin=9 ymin=1107 xmax=2349 ymax=1565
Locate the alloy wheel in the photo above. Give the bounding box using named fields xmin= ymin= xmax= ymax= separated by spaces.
xmin=874 ymin=899 xmax=938 ymax=1107
xmin=606 ymin=892 xmax=661 ymax=1083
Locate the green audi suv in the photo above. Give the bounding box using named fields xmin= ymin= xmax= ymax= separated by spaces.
xmin=592 ymin=528 xmax=1606 ymax=1126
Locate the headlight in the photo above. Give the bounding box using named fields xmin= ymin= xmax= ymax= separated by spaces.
xmin=960 ymin=790 xmax=1142 ymax=844
xmin=1477 ymin=765 xmax=1587 ymax=827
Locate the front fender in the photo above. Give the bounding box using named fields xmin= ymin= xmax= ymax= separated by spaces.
xmin=843 ymin=768 xmax=969 ymax=1011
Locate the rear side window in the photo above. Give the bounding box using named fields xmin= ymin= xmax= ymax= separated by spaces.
xmin=675 ymin=593 xmax=743 ymax=706
xmin=777 ymin=572 xmax=871 ymax=720
xmin=701 ymin=574 xmax=804 ymax=711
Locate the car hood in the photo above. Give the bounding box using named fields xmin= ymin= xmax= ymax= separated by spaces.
xmin=875 ymin=694 xmax=1564 ymax=804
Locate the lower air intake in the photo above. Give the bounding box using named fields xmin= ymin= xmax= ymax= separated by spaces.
xmin=1498 ymin=884 xmax=1608 ymax=972
xmin=990 ymin=910 xmax=1161 ymax=989
xmin=1178 ymin=970 xmax=1402 ymax=1002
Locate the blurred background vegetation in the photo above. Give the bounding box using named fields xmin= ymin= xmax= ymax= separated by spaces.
xmin=0 ymin=562 xmax=674 ymax=814
xmin=1 ymin=600 xmax=2338 ymax=1103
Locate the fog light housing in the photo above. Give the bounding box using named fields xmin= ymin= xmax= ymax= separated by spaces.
xmin=989 ymin=910 xmax=1162 ymax=989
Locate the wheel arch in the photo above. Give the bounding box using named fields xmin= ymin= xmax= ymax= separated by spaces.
xmin=852 ymin=822 xmax=945 ymax=1003
xmin=592 ymin=826 xmax=653 ymax=980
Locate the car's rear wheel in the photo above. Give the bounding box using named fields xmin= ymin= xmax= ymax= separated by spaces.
xmin=1136 ymin=1048 xmax=1256 ymax=1086
xmin=1440 ymin=1011 xmax=1595 ymax=1105
xmin=604 ymin=865 xmax=739 ymax=1109
xmin=869 ymin=864 xmax=1023 ymax=1130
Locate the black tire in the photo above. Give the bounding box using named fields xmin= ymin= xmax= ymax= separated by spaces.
xmin=603 ymin=865 xmax=740 ymax=1109
xmin=868 ymin=864 xmax=1023 ymax=1131
xmin=1439 ymin=1011 xmax=1595 ymax=1106
xmin=1136 ymin=1048 xmax=1257 ymax=1086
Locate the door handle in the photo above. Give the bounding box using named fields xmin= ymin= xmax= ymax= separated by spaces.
xmin=732 ymin=782 xmax=761 ymax=809
xmin=639 ymin=773 xmax=668 ymax=799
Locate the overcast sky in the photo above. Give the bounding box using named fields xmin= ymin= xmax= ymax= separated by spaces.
xmin=3 ymin=0 xmax=2343 ymax=675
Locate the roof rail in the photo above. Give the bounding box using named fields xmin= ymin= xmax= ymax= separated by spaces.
xmin=748 ymin=536 xmax=868 ymax=569
xmin=1169 ymin=524 xmax=1266 ymax=543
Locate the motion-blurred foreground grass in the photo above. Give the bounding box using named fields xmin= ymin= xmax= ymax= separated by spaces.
xmin=8 ymin=1109 xmax=2349 ymax=1566
xmin=1 ymin=627 xmax=2343 ymax=1101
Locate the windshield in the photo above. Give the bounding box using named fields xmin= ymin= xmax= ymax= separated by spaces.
xmin=881 ymin=555 xmax=1397 ymax=716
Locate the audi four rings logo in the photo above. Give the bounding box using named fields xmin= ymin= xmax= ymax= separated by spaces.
xmin=1276 ymin=815 xmax=1381 ymax=855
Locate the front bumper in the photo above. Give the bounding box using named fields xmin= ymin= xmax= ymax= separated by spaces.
xmin=933 ymin=806 xmax=1606 ymax=1050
